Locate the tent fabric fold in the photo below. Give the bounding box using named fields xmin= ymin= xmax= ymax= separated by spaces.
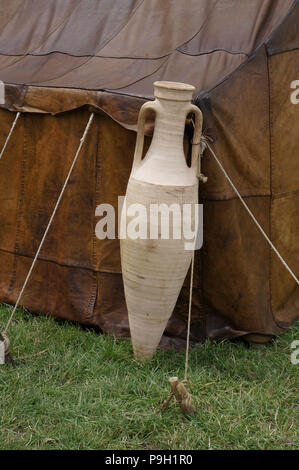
xmin=0 ymin=0 xmax=296 ymax=116
xmin=0 ymin=0 xmax=298 ymax=347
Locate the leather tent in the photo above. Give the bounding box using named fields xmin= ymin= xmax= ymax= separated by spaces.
xmin=0 ymin=0 xmax=298 ymax=347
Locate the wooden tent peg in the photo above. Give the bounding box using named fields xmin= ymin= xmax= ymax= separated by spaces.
xmin=158 ymin=377 xmax=194 ymax=415
xmin=169 ymin=377 xmax=194 ymax=415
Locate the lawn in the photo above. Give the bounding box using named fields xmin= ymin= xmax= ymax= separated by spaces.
xmin=0 ymin=303 xmax=298 ymax=450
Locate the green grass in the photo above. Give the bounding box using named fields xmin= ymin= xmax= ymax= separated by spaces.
xmin=0 ymin=303 xmax=298 ymax=450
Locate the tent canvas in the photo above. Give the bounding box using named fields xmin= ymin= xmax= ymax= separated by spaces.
xmin=0 ymin=0 xmax=298 ymax=347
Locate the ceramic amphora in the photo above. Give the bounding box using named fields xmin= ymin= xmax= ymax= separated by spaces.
xmin=120 ymin=81 xmax=203 ymax=360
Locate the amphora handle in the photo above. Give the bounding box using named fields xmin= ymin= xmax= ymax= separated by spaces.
xmin=187 ymin=104 xmax=203 ymax=172
xmin=133 ymin=101 xmax=156 ymax=169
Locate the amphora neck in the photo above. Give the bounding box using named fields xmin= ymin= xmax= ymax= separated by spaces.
xmin=150 ymin=81 xmax=195 ymax=155
xmin=131 ymin=81 xmax=200 ymax=187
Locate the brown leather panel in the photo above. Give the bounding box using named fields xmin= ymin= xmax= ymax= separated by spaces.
xmin=20 ymin=87 xmax=99 ymax=115
xmin=0 ymin=251 xmax=15 ymax=301
xmin=14 ymin=111 xmax=98 ymax=270
xmin=200 ymin=47 xmax=271 ymax=201
xmin=92 ymin=272 xmax=128 ymax=335
xmin=0 ymin=83 xmax=27 ymax=110
xmin=94 ymin=114 xmax=155 ymax=273
xmin=271 ymin=192 xmax=299 ymax=320
xmin=0 ymin=109 xmax=24 ymax=252
xmin=266 ymin=0 xmax=299 ymax=55
xmin=12 ymin=87 xmax=147 ymax=133
xmin=0 ymin=100 xmax=295 ymax=342
xmin=95 ymin=116 xmax=134 ymax=273
xmin=274 ymin=286 xmax=299 ymax=328
xmin=269 ymin=51 xmax=299 ymax=194
xmin=0 ymin=251 xmax=95 ymax=323
xmin=0 ymin=110 xmax=100 ymax=272
xmin=201 ymin=196 xmax=280 ymax=334
xmin=91 ymin=272 xmax=249 ymax=347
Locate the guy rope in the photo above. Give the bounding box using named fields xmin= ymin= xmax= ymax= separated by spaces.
xmin=0 ymin=112 xmax=20 ymax=161
xmin=159 ymin=118 xmax=298 ymax=416
xmin=0 ymin=112 xmax=95 ymax=364
xmin=158 ymin=251 xmax=196 ymax=416
xmin=158 ymin=126 xmax=208 ymax=416
xmin=201 ymin=135 xmax=299 ymax=286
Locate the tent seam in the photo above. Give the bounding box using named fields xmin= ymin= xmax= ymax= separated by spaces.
xmin=177 ymin=48 xmax=249 ymax=58
xmin=0 ymin=1 xmax=145 ymax=81
xmin=0 ymin=1 xmax=82 ymax=75
xmin=6 ymin=113 xmax=27 ymax=296
xmin=194 ymin=0 xmax=298 ymax=103
xmin=86 ymin=114 xmax=100 ymax=319
xmin=266 ymin=44 xmax=276 ymax=330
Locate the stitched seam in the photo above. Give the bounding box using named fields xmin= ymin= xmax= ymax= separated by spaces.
xmin=86 ymin=114 xmax=100 ymax=319
xmin=177 ymin=48 xmax=249 ymax=58
xmin=6 ymin=113 xmax=26 ymax=295
xmin=266 ymin=45 xmax=276 ymax=329
xmin=0 ymin=1 xmax=82 ymax=73
xmin=0 ymin=246 xmax=101 ymax=272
